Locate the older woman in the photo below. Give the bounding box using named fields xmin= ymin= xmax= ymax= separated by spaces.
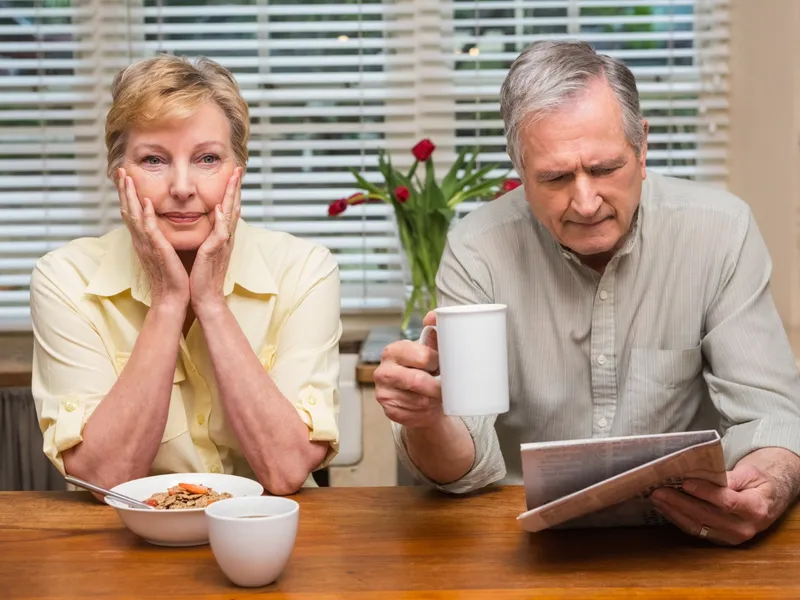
xmin=30 ymin=55 xmax=340 ymax=495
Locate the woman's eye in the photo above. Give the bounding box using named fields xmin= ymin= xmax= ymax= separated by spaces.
xmin=143 ymin=156 xmax=164 ymax=165
xmin=200 ymin=154 xmax=219 ymax=165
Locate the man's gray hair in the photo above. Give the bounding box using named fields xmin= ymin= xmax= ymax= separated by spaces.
xmin=500 ymin=40 xmax=644 ymax=175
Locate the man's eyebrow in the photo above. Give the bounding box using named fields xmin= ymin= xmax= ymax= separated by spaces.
xmin=588 ymin=157 xmax=627 ymax=171
xmin=535 ymin=169 xmax=572 ymax=182
xmin=534 ymin=157 xmax=628 ymax=182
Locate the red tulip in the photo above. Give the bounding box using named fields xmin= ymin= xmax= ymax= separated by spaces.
xmin=394 ymin=186 xmax=410 ymax=203
xmin=411 ymin=139 xmax=435 ymax=162
xmin=503 ymin=179 xmax=522 ymax=192
xmin=328 ymin=199 xmax=348 ymax=216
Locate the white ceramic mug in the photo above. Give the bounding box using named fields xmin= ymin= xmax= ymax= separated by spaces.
xmin=419 ymin=303 xmax=510 ymax=417
xmin=205 ymin=496 xmax=299 ymax=588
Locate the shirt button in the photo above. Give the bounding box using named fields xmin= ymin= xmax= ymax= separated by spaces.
xmin=196 ymin=414 xmax=205 ymax=426
xmin=308 ymin=398 xmax=317 ymax=406
xmin=562 ymin=252 xmax=571 ymax=260
xmin=210 ymin=465 xmax=220 ymax=473
xmin=64 ymin=401 xmax=76 ymax=412
xmin=599 ymin=290 xmax=608 ymax=301
xmin=598 ymin=417 xmax=608 ymax=427
xmin=597 ymin=355 xmax=607 ymax=365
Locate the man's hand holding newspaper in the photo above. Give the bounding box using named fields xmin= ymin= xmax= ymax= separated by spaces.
xmin=651 ymin=446 xmax=800 ymax=545
xmin=517 ymin=432 xmax=800 ymax=546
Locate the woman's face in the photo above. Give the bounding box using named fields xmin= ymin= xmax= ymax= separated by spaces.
xmin=122 ymin=101 xmax=237 ymax=252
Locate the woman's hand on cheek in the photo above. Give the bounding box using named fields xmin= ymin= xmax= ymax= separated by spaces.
xmin=189 ymin=167 xmax=242 ymax=315
xmin=117 ymin=168 xmax=190 ymax=312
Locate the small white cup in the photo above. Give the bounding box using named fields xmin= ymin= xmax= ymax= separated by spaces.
xmin=420 ymin=303 xmax=510 ymax=417
xmin=205 ymin=496 xmax=299 ymax=588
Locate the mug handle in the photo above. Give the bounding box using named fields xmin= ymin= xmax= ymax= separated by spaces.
xmin=418 ymin=325 xmax=440 ymax=379
xmin=418 ymin=325 xmax=437 ymax=347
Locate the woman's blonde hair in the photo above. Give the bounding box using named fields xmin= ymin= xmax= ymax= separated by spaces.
xmin=105 ymin=54 xmax=250 ymax=178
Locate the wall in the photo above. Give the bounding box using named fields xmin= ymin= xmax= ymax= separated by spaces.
xmin=728 ymin=0 xmax=800 ymax=328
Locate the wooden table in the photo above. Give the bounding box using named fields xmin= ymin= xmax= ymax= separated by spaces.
xmin=1 ymin=487 xmax=798 ymax=599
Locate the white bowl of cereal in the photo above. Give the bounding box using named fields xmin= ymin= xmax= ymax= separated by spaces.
xmin=105 ymin=473 xmax=263 ymax=547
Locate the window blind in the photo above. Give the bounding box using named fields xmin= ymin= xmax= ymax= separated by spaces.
xmin=0 ymin=0 xmax=730 ymax=328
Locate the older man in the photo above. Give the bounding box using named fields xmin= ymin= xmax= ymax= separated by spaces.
xmin=374 ymin=41 xmax=800 ymax=545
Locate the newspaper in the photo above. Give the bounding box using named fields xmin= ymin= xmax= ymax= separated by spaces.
xmin=517 ymin=430 xmax=727 ymax=533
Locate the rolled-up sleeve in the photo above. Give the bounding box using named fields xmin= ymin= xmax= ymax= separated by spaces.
xmin=267 ymin=247 xmax=342 ymax=468
xmin=30 ymin=262 xmax=119 ymax=475
xmin=702 ymin=208 xmax=800 ymax=468
xmin=392 ymin=234 xmax=507 ymax=493
xmin=393 ymin=415 xmax=506 ymax=494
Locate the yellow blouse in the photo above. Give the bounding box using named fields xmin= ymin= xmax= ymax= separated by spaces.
xmin=30 ymin=220 xmax=341 ymax=486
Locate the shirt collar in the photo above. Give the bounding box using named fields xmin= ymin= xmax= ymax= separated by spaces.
xmin=224 ymin=219 xmax=279 ymax=297
xmin=85 ymin=228 xmax=144 ymax=302
xmin=86 ymin=219 xmax=278 ymax=306
xmin=615 ymin=200 xmax=643 ymax=258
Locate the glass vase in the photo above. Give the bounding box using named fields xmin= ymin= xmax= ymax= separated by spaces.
xmin=390 ymin=214 xmax=429 ymax=340
xmin=400 ymin=283 xmax=432 ymax=341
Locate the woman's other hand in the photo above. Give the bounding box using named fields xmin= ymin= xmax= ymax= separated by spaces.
xmin=117 ymin=167 xmax=190 ymax=311
xmin=189 ymin=167 xmax=242 ymax=314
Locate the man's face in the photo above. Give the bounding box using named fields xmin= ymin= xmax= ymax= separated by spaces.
xmin=518 ymin=78 xmax=648 ymax=265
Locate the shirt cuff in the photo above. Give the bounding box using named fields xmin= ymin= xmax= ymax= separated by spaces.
xmin=392 ymin=416 xmax=506 ymax=494
xmin=40 ymin=395 xmax=98 ymax=476
xmin=722 ymin=419 xmax=800 ymax=468
xmin=294 ymin=385 xmax=339 ymax=467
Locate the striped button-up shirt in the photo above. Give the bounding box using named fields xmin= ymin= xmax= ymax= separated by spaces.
xmin=394 ymin=171 xmax=800 ymax=493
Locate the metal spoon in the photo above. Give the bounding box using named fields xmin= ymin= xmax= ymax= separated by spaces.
xmin=65 ymin=475 xmax=155 ymax=510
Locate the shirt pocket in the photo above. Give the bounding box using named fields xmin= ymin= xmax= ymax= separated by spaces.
xmin=114 ymin=352 xmax=189 ymax=443
xmin=624 ymin=346 xmax=705 ymax=433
